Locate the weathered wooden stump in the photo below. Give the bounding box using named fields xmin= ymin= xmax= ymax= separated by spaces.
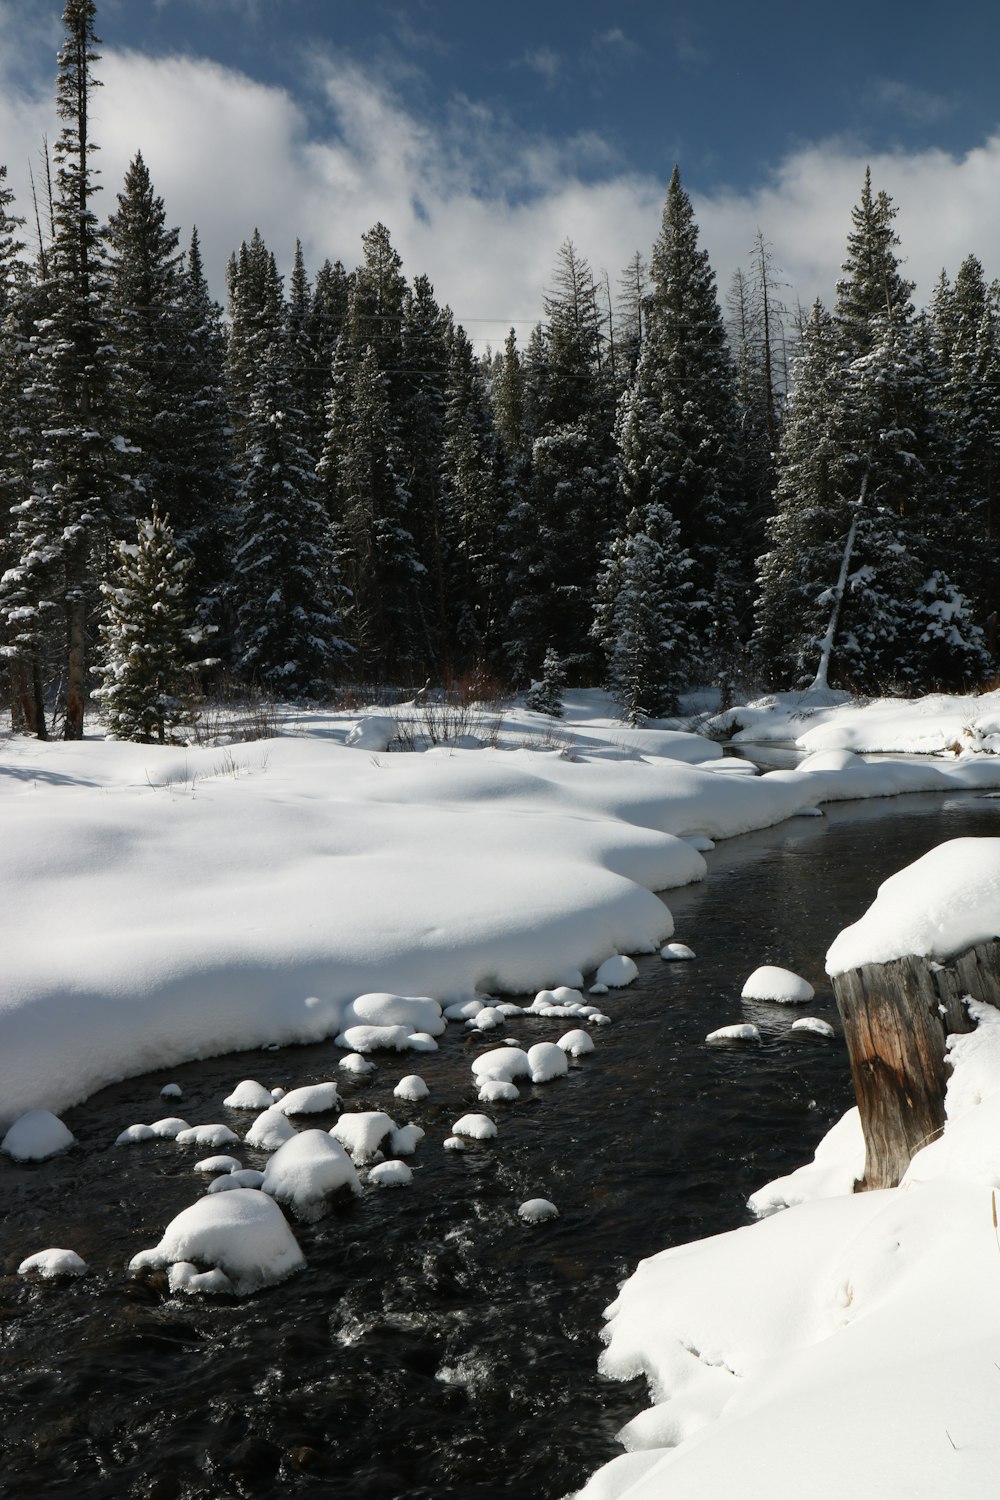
xmin=832 ymin=939 xmax=1000 ymax=1191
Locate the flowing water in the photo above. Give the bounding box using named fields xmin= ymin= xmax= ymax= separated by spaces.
xmin=2 ymin=790 xmax=998 ymax=1500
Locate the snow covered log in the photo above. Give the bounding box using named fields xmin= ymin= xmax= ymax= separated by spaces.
xmin=832 ymin=941 xmax=1000 ymax=1190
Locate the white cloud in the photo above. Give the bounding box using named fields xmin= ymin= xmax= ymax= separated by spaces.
xmin=1 ymin=37 xmax=998 ymax=352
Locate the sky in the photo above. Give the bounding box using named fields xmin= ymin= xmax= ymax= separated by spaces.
xmin=3 ymin=0 xmax=1000 ymax=348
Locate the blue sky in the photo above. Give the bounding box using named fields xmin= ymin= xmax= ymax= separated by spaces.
xmin=3 ymin=0 xmax=1000 ymax=346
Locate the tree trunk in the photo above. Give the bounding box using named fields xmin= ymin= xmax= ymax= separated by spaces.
xmin=832 ymin=940 xmax=1000 ymax=1190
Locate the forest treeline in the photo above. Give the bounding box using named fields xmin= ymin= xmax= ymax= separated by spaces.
xmin=2 ymin=1 xmax=999 ymax=741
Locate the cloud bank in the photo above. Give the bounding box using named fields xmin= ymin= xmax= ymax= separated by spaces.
xmin=1 ymin=37 xmax=999 ymax=348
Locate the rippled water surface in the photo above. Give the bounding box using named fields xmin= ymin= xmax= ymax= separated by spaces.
xmin=2 ymin=790 xmax=998 ymax=1499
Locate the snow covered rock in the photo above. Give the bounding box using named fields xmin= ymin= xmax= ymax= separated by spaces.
xmin=2 ymin=1110 xmax=75 ymax=1162
xmin=557 ymin=1029 xmax=595 ymax=1056
xmin=194 ymin=1154 xmax=242 ymax=1174
xmin=518 ymin=1198 xmax=558 ymax=1223
xmin=261 ymin=1130 xmax=361 ymax=1218
xmin=406 ymin=1032 xmax=439 ymax=1053
xmin=273 ymin=1081 xmax=341 ymax=1116
xmin=244 ymin=1105 xmax=298 ymax=1151
xmin=339 ymin=992 xmax=446 ymax=1037
xmin=706 ymin=1023 xmax=761 ymax=1043
xmin=116 ymin=1124 xmax=156 ymax=1145
xmin=18 ymin=1248 xmax=88 ymax=1277
xmin=207 ymin=1168 xmax=265 ymax=1193
xmin=330 ymin=1111 xmax=398 ymax=1163
xmin=661 ymin=942 xmax=695 ymax=961
xmin=335 ymin=1024 xmax=417 ymax=1054
xmin=791 ymin=1017 xmax=835 ymax=1038
xmin=471 ymin=1047 xmax=531 ymax=1083
xmin=741 ymin=965 xmax=814 ymax=1004
xmin=393 ymin=1074 xmax=429 ymax=1102
xmin=389 ymin=1123 xmax=425 ymax=1156
xmin=594 ymin=955 xmax=640 ymax=988
xmin=527 ymin=1042 xmax=570 ymax=1083
xmin=368 ymin=1160 xmax=413 ymax=1188
xmin=443 ymin=1136 xmax=467 ymax=1151
xmin=222 ymin=1080 xmax=274 ymax=1110
xmin=149 ymin=1117 xmax=189 ymax=1139
xmin=159 ymin=1083 xmax=183 ymax=1100
xmin=130 ymin=1189 xmax=305 ymax=1294
xmin=478 ymin=1079 xmax=520 ymax=1103
xmin=175 ymin=1124 xmax=241 ymax=1150
xmin=451 ymin=1113 xmax=497 ymax=1141
xmin=339 ymin=1053 xmax=376 ymax=1076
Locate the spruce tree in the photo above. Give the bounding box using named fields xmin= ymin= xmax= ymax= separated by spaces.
xmin=524 ymin=646 xmax=566 ymax=717
xmin=592 ymin=502 xmax=700 ymax=722
xmin=94 ymin=505 xmax=204 ymax=742
xmin=0 ymin=1 xmax=125 ymax=738
xmin=616 ymin=167 xmax=745 ymax=676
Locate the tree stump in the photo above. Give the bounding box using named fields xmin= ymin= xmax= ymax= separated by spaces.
xmin=831 ymin=939 xmax=1000 ymax=1191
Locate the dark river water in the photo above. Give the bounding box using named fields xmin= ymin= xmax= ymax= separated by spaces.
xmin=2 ymin=789 xmax=998 ymax=1500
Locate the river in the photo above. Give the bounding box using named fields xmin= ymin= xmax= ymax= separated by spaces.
xmin=2 ymin=789 xmax=997 ymax=1500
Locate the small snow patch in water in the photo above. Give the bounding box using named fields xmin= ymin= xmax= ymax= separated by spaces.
xmin=443 ymin=1135 xmax=467 ymax=1151
xmin=194 ymin=1154 xmax=242 ymax=1174
xmin=159 ymin=1083 xmax=183 ymax=1100
xmin=207 ymin=1168 xmax=265 ymax=1193
xmin=149 ymin=1117 xmax=189 ymax=1139
xmin=116 ymin=1124 xmax=156 ymax=1145
xmin=661 ymin=942 xmax=696 ymax=961
xmin=706 ymin=1023 xmax=761 ymax=1044
xmin=176 ymin=1124 xmax=240 ymax=1150
xmin=791 ymin=1016 xmax=836 ymax=1038
xmin=339 ymin=1053 xmax=376 ymax=1076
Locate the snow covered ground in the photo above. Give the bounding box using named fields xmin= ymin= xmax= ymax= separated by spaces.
xmin=709 ymin=684 xmax=1000 ymax=755
xmin=6 ymin=686 xmax=1000 ymax=1495
xmin=4 ymin=689 xmax=1000 ymax=1127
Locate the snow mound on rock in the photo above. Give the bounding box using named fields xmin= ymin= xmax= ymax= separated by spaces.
xmin=176 ymin=1124 xmax=241 ymax=1149
xmin=527 ymin=1041 xmax=569 ymax=1083
xmin=273 ymin=1081 xmax=341 ymax=1116
xmin=558 ymin=1028 xmax=595 ymax=1056
xmin=244 ymin=1105 xmax=297 ymax=1151
xmin=340 ymin=992 xmax=446 ymax=1037
xmin=261 ymin=1129 xmax=361 ymax=1217
xmin=331 ymin=1111 xmax=398 ymax=1162
xmin=18 ymin=1248 xmax=88 ymax=1277
xmin=595 ymin=955 xmax=639 ymax=988
xmin=706 ymin=1023 xmax=761 ymax=1043
xmin=791 ymin=1016 xmax=835 ymax=1038
xmin=741 ymin=965 xmax=814 ymax=1003
xmin=393 ymin=1074 xmax=429 ymax=1101
xmin=368 ymin=1160 xmax=413 ymax=1188
xmin=2 ymin=1110 xmax=75 ymax=1162
xmin=518 ymin=1198 xmax=558 ymax=1223
xmin=451 ymin=1113 xmax=497 ymax=1141
xmin=130 ymin=1189 xmax=305 ymax=1294
xmin=223 ymin=1080 xmax=274 ymax=1110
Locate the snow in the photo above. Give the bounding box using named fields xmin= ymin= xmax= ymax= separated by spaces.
xmin=207 ymin=1167 xmax=265 ymax=1193
xmin=243 ymin=1105 xmax=297 ymax=1150
xmin=339 ymin=1052 xmax=376 ymax=1076
xmin=826 ymin=838 xmax=1000 ymax=975
xmin=18 ymin=1248 xmax=88 ymax=1277
xmin=389 ymin=1123 xmax=425 ymax=1155
xmin=661 ymin=942 xmax=695 ymax=960
xmin=129 ymin=1189 xmax=305 ymax=1295
xmin=368 ymin=1160 xmax=413 ymax=1188
xmin=260 ymin=1129 xmax=361 ymax=1217
xmin=518 ymin=1198 xmax=559 ymax=1223
xmin=194 ymin=1154 xmax=242 ymax=1174
xmin=740 ymin=965 xmax=815 ymax=1003
xmin=116 ymin=1124 xmax=156 ymax=1144
xmin=2 ymin=1110 xmax=75 ymax=1162
xmin=451 ymin=1113 xmax=498 ymax=1141
xmin=477 ymin=1079 xmax=520 ymax=1103
xmin=272 ymin=1081 xmax=341 ymax=1115
xmin=393 ymin=1074 xmax=429 ymax=1101
xmin=330 ymin=1110 xmax=398 ymax=1162
xmin=175 ymin=1123 xmax=241 ymax=1149
xmin=791 ymin=1016 xmax=835 ymax=1038
xmin=149 ymin=1117 xmax=189 ymax=1139
xmin=526 ymin=1041 xmax=570 ymax=1082
xmin=594 ymin=955 xmax=640 ymax=988
xmin=222 ymin=1079 xmax=274 ymax=1110
xmin=705 ymin=1023 xmax=760 ymax=1043
xmin=557 ymin=1028 xmax=596 ymax=1056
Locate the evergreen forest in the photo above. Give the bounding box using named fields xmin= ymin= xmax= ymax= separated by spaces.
xmin=2 ymin=1 xmax=999 ymax=742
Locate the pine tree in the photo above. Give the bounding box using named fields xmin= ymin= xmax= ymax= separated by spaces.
xmin=592 ymin=502 xmax=700 ymax=722
xmin=94 ymin=505 xmax=205 ymax=742
xmin=524 ymin=646 xmax=566 ymax=717
xmin=105 ymin=151 xmax=184 ymax=515
xmin=0 ymin=164 xmax=34 ymax=727
xmin=232 ymin=314 xmax=349 ymax=698
xmin=0 ymin=1 xmax=125 ymax=738
xmin=503 ymin=240 xmax=616 ymax=681
xmin=617 ymin=166 xmax=745 ymax=647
